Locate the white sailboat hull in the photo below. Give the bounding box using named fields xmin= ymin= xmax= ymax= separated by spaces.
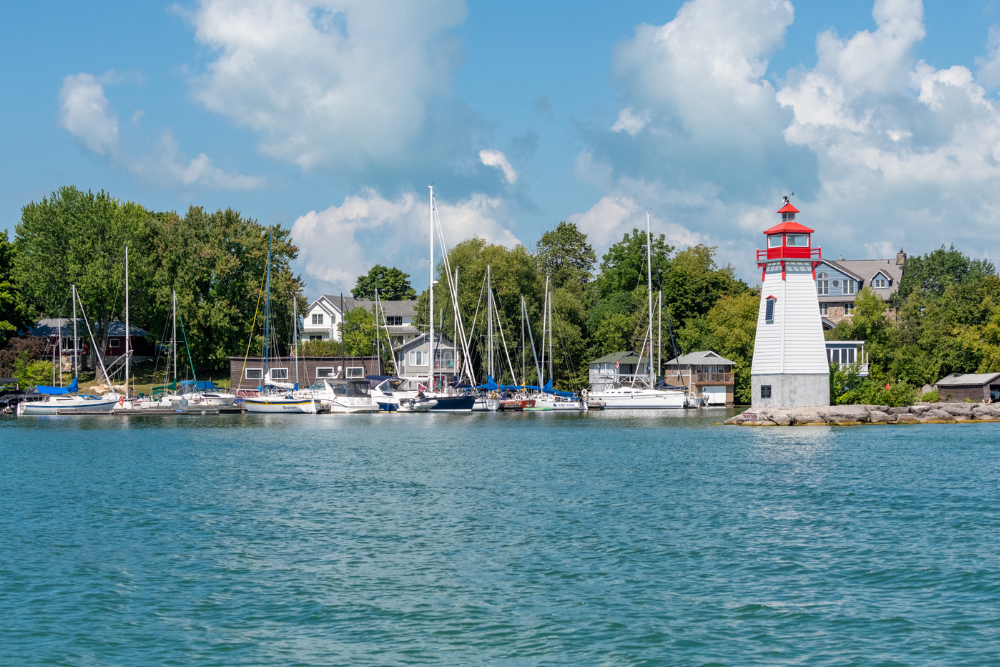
xmin=244 ymin=397 xmax=318 ymax=414
xmin=587 ymin=388 xmax=688 ymax=409
xmin=18 ymin=395 xmax=118 ymax=415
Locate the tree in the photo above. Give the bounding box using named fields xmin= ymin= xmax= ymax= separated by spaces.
xmin=678 ymin=291 xmax=759 ymax=404
xmin=536 ymin=222 xmax=596 ymax=289
xmin=894 ymin=245 xmax=995 ymax=304
xmin=595 ymin=229 xmax=673 ymax=298
xmin=340 ymin=306 xmax=378 ymax=356
xmin=0 ymin=230 xmax=27 ymax=347
xmin=659 ymin=245 xmax=749 ymax=329
xmin=352 ymin=265 xmax=416 ymax=301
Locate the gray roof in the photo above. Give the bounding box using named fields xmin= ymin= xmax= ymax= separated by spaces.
xmin=397 ymin=332 xmax=457 ymax=351
xmin=590 ymin=351 xmax=649 ymax=365
xmin=935 ymin=372 xmax=1000 ymax=387
xmin=30 ymin=318 xmax=146 ymax=337
xmin=664 ymin=350 xmax=735 ymax=366
xmin=318 ymin=296 xmax=416 ymax=318
xmin=821 ymin=258 xmax=903 ymax=297
xmin=386 ymin=325 xmax=420 ymax=335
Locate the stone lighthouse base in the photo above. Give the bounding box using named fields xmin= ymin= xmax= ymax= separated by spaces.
xmin=751 ymin=373 xmax=830 ymax=409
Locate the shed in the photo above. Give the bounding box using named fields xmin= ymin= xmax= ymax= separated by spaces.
xmin=935 ymin=373 xmax=1000 ymax=403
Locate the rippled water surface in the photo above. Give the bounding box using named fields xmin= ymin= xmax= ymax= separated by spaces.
xmin=3 ymin=411 xmax=1000 ymax=665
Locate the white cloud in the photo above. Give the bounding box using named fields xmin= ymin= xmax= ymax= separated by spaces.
xmin=190 ymin=0 xmax=467 ymax=170
xmin=610 ymin=107 xmax=650 ymax=136
xmin=568 ymin=188 xmax=704 ymax=253
xmin=59 ymin=73 xmax=120 ymax=155
xmin=291 ymin=189 xmax=522 ymax=295
xmin=479 ymin=149 xmax=518 ymax=184
xmin=57 ymin=71 xmax=262 ymax=190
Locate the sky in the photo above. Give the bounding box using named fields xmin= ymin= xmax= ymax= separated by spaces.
xmin=4 ymin=0 xmax=1000 ymax=300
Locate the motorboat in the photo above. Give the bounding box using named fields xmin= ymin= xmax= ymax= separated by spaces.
xmin=301 ymin=379 xmax=379 ymax=413
xmin=397 ymin=396 xmax=438 ymax=412
xmin=370 ymin=376 xmax=476 ymax=413
xmin=529 ymin=394 xmax=586 ymax=411
xmin=177 ymin=380 xmax=236 ymax=407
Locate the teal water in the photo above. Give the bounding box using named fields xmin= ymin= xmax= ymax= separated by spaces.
xmin=2 ymin=411 xmax=999 ymax=665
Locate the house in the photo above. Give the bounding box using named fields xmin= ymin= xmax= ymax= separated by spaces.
xmin=301 ymin=295 xmax=420 ymax=346
xmin=229 ymin=355 xmax=381 ymax=393
xmin=815 ymin=249 xmax=906 ymax=328
xmin=28 ymin=318 xmax=153 ymax=369
xmin=663 ymin=351 xmax=735 ymax=406
xmin=825 ymin=341 xmax=869 ymax=376
xmin=588 ymin=351 xmax=653 ymax=390
xmin=935 ymin=373 xmax=1000 ymax=403
xmin=394 ymin=333 xmax=462 ymax=385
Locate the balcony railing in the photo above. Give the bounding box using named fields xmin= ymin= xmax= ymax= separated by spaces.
xmin=756 ymin=247 xmax=822 ymax=262
xmin=693 ymin=373 xmax=733 ymax=384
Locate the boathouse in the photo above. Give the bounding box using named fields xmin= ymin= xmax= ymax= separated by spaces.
xmin=934 ymin=373 xmax=1000 ymax=403
xmin=663 ymin=351 xmax=735 ymax=405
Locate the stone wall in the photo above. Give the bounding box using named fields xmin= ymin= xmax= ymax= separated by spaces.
xmin=725 ymin=402 xmax=1000 ymax=426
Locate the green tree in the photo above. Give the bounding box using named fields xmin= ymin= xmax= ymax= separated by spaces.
xmin=659 ymin=245 xmax=749 ymax=329
xmin=340 ymin=306 xmax=378 ymax=356
xmin=595 ymin=229 xmax=673 ymax=298
xmin=894 ymin=245 xmax=995 ymax=304
xmin=536 ymin=221 xmax=596 ymax=289
xmin=0 ymin=230 xmax=27 ymax=347
xmin=352 ymin=265 xmax=416 ymax=301
xmin=678 ymin=291 xmax=759 ymax=404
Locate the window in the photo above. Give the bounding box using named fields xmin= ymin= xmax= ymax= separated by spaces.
xmin=830 ymin=349 xmax=840 ymax=364
xmin=309 ymin=335 xmax=323 ymax=341
xmin=873 ymin=276 xmax=887 ymax=289
xmin=847 ymin=348 xmax=855 ymax=363
xmin=270 ymin=368 xmax=288 ymax=380
xmin=768 ymin=235 xmax=783 ymax=248
xmin=435 ymin=350 xmax=454 ymax=369
xmin=820 ymin=303 xmax=829 ymax=315
xmin=785 ymin=234 xmax=808 ymax=247
xmin=346 ymin=367 xmax=364 ymax=378
xmin=761 ymin=385 xmax=772 ymax=399
xmin=765 ymin=297 xmax=776 ymax=324
xmin=311 ymin=313 xmax=324 ymax=325
xmin=843 ymin=279 xmax=856 ymax=295
xmin=832 ymin=280 xmax=840 ymax=288
xmin=844 ymin=303 xmax=854 ymax=316
xmin=246 ymin=368 xmax=263 ymax=380
xmin=385 ymin=316 xmax=403 ymax=326
xmin=110 ymin=338 xmax=120 ymax=348
xmin=817 ymin=272 xmax=829 ymax=295
xmin=408 ymin=350 xmax=429 ymax=366
xmin=316 ymin=367 xmax=335 ymax=378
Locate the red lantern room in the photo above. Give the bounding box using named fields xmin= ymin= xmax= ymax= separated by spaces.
xmin=756 ymin=197 xmax=822 ymax=280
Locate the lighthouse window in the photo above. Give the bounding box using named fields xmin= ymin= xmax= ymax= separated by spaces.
xmin=765 ymin=298 xmax=776 ymax=324
xmin=768 ymin=235 xmax=783 ymax=248
xmin=786 ymin=234 xmax=808 ymax=247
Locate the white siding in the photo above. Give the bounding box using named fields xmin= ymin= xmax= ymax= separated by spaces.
xmin=752 ymin=261 xmax=829 ymax=375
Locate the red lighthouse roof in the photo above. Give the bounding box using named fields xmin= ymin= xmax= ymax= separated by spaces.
xmin=777 ymin=202 xmax=799 ymax=214
xmin=764 ymin=221 xmax=814 ymax=235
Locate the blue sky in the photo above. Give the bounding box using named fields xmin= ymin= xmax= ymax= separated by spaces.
xmin=4 ymin=0 xmax=1000 ymax=299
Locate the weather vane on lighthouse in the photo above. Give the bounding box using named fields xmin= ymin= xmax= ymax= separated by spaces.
xmin=750 ymin=196 xmax=830 ymax=408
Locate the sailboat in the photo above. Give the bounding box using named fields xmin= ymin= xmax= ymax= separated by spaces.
xmin=18 ymin=285 xmax=119 ymax=415
xmin=243 ymin=229 xmax=318 ymax=414
xmin=586 ymin=213 xmax=688 ymax=409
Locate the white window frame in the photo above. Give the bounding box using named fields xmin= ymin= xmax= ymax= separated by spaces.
xmin=820 ymin=302 xmax=829 ymax=315
xmin=785 ymin=234 xmax=808 ymax=247
xmin=765 ymin=298 xmax=776 ymax=324
xmin=843 ymin=279 xmax=856 ymax=295
xmin=817 ymin=272 xmax=829 ymax=296
xmin=843 ymin=303 xmax=855 ymax=316
xmin=245 ymin=368 xmax=263 ymax=380
xmin=768 ymin=235 xmax=783 ymax=248
xmin=270 ymin=367 xmax=289 ymax=380
xmin=110 ymin=338 xmax=121 ymax=349
xmin=316 ymin=367 xmax=335 ymax=378
xmin=408 ymin=350 xmax=429 ymax=366
xmin=346 ymin=366 xmax=364 ymax=378
xmin=873 ymin=276 xmax=887 ymax=289
xmin=312 ymin=313 xmax=324 ymax=325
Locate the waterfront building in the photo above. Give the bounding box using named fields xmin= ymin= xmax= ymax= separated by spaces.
xmin=934 ymin=372 xmax=1000 ymax=403
xmin=750 ymin=199 xmax=830 ymax=408
xmin=28 ymin=318 xmax=153 ymax=370
xmin=813 ymin=250 xmax=905 ymax=328
xmin=230 ymin=355 xmax=380 ymax=394
xmin=301 ymin=296 xmax=419 ymax=346
xmin=587 ymin=351 xmax=651 ymax=391
xmin=662 ymin=351 xmax=736 ymax=406
xmin=825 ymin=340 xmax=869 ymax=376
xmin=394 ymin=333 xmax=462 ymax=386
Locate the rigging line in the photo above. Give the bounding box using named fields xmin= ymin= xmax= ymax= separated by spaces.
xmin=431 ymin=207 xmax=477 ymax=385
xmin=178 ymin=310 xmax=197 ymax=382
xmin=237 ymin=271 xmax=268 ymax=393
xmin=521 ymin=298 xmax=543 ymax=386
xmin=486 ymin=284 xmax=519 ymax=385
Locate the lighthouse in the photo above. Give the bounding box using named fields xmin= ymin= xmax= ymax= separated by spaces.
xmin=750 ymin=198 xmax=830 ymax=408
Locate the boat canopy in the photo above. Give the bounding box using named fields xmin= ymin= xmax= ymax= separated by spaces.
xmin=36 ymin=377 xmax=79 ymax=394
xmin=178 ymin=380 xmax=220 ymax=392
xmin=475 ymin=376 xmax=575 ymax=398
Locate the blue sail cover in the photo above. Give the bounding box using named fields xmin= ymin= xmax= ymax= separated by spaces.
xmin=178 ymin=380 xmax=219 ymax=392
xmin=37 ymin=377 xmax=79 ymax=394
xmin=475 ymin=376 xmax=576 ymax=398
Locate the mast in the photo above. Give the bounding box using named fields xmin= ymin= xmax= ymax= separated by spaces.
xmin=374 ymin=289 xmax=381 ymax=376
xmin=264 ymin=229 xmax=272 ymax=378
xmin=645 ymin=211 xmax=654 ymax=387
xmin=58 ymin=317 xmax=62 ymax=386
xmin=541 ymin=275 xmax=549 ymax=387
xmin=547 ymin=287 xmax=553 ymax=386
xmin=487 ymin=264 xmax=493 ymax=381
xmin=428 ymin=185 xmax=435 ymax=391
xmin=658 ymin=289 xmax=663 ymax=384
xmin=172 ymin=290 xmax=177 ymax=386
xmin=293 ymin=293 xmax=299 ymax=386
xmin=72 ymin=285 xmax=78 ymax=381
xmin=454 ymin=267 xmax=459 ymax=378
xmin=125 ymin=245 xmax=130 ymax=397
xmin=521 ymin=296 xmax=525 ymax=385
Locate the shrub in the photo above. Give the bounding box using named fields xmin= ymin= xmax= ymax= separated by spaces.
xmin=920 ymin=389 xmax=939 ymax=403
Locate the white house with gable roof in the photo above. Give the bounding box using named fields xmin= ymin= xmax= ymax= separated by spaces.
xmin=300 ymin=295 xmax=420 ymax=346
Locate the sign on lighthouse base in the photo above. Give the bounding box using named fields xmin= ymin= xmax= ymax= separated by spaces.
xmin=749 ymin=199 xmax=830 ymax=410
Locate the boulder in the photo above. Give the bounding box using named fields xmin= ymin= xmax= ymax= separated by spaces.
xmin=895 ymin=413 xmax=919 ymax=423
xmin=828 ymin=405 xmax=870 ymax=422
xmin=724 ymin=415 xmax=744 ymax=425
xmin=888 ymin=406 xmax=913 ymax=415
xmin=911 ymin=405 xmax=933 ymax=416
xmin=789 ymin=409 xmax=825 ymax=425
xmin=920 ymin=409 xmax=955 ymax=422
xmin=869 ymin=410 xmax=892 ymax=423
xmin=770 ymin=412 xmax=792 ymax=426
xmin=937 ymin=403 xmax=975 ymax=417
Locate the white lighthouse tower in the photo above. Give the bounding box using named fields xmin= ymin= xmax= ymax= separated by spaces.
xmin=750 ymin=198 xmax=830 ymax=408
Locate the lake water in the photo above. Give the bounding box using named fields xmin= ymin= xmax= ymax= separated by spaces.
xmin=2 ymin=411 xmax=999 ymax=665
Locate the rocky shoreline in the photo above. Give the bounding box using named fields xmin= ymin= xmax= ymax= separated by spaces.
xmin=724 ymin=402 xmax=1000 ymax=426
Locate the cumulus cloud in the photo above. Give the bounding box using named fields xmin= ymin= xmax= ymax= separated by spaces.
xmin=189 ymin=0 xmax=467 ymax=170
xmin=568 ymin=186 xmax=705 ymax=252
xmin=479 ymin=149 xmax=518 ymax=184
xmin=57 ymin=71 xmax=262 ymax=190
xmin=610 ymin=107 xmax=650 ymax=136
xmin=292 ymin=189 xmax=522 ymax=294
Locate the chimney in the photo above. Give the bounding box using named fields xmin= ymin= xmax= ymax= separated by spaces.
xmin=896 ymin=248 xmax=907 ymax=266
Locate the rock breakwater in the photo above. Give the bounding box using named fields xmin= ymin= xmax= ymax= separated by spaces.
xmin=724 ymin=403 xmax=1000 ymax=426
